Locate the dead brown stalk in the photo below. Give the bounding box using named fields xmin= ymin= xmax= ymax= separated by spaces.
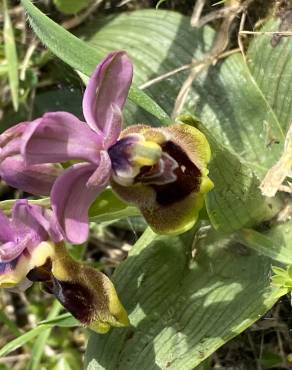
xmin=172 ymin=0 xmax=254 ymax=119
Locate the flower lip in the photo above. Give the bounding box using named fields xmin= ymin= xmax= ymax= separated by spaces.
xmin=26 ymin=242 xmax=129 ymax=332
xmin=137 ymin=140 xmax=201 ymax=206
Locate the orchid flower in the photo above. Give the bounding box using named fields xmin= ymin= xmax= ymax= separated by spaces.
xmin=0 ymin=122 xmax=62 ymax=195
xmin=21 ymin=51 xmax=213 ymax=244
xmin=0 ymin=200 xmax=128 ymax=333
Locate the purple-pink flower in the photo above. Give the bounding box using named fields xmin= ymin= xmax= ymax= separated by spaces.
xmin=19 ymin=51 xmax=213 ymax=244
xmin=0 ymin=199 xmax=128 ymax=333
xmin=22 ymin=51 xmax=133 ymax=244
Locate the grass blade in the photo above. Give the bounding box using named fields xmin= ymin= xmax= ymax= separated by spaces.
xmin=3 ymin=0 xmax=19 ymax=111
xmin=0 ymin=310 xmax=22 ymax=337
xmin=27 ymin=301 xmax=62 ymax=370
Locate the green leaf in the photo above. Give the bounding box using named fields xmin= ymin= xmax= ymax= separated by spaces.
xmin=85 ymin=227 xmax=282 ymax=370
xmin=0 ymin=311 xmax=22 ymax=337
xmin=89 ymin=188 xmax=140 ymax=223
xmin=0 ymin=198 xmax=50 ymax=215
xmin=248 ymin=19 xmax=292 ymax=134
xmin=20 ymin=0 xmax=170 ymax=124
xmin=3 ymin=0 xmax=19 ymax=111
xmin=0 ymin=189 xmax=138 ymax=224
xmin=205 ymin=140 xmax=277 ymax=232
xmin=53 ymin=0 xmax=90 ymax=15
xmin=39 ymin=313 xmax=79 ymax=327
xmin=260 ymin=351 xmax=283 ymax=369
xmin=180 ymin=116 xmax=280 ymax=232
xmin=27 ymin=301 xmax=62 ymax=370
xmin=0 ymin=325 xmax=49 ymax=358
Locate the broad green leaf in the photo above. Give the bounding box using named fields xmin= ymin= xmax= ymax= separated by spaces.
xmin=181 ymin=116 xmax=280 ymax=232
xmin=3 ymin=0 xmax=19 ymax=111
xmin=85 ymin=227 xmax=282 ymax=370
xmin=81 ymin=11 xmax=289 ymax=177
xmin=205 ymin=141 xmax=278 ymax=232
xmin=27 ymin=301 xmax=62 ymax=370
xmin=53 ymin=0 xmax=90 ymax=15
xmin=20 ymin=0 xmax=170 ymax=124
xmin=248 ymin=19 xmax=292 ymax=134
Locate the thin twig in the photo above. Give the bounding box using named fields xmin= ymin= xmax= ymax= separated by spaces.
xmin=140 ymin=64 xmax=191 ymax=90
xmin=277 ymin=330 xmax=287 ymax=366
xmin=240 ymin=30 xmax=292 ymax=36
xmin=140 ymin=48 xmax=239 ymax=90
xmin=172 ymin=9 xmax=239 ymax=118
xmin=117 ymin=0 xmax=134 ymax=6
xmin=172 ymin=0 xmax=254 ymax=118
xmin=61 ymin=0 xmax=104 ymax=30
xmin=20 ymin=39 xmax=38 ymax=81
xmin=140 ymin=48 xmax=239 ymax=91
xmin=191 ymin=0 xmax=207 ymax=27
xmin=195 ymin=0 xmax=253 ymax=28
xmin=195 ymin=4 xmax=239 ymax=27
xmin=0 ymin=354 xmax=30 ymax=364
xmin=238 ymin=10 xmax=247 ymax=63
xmin=247 ymin=331 xmax=262 ymax=370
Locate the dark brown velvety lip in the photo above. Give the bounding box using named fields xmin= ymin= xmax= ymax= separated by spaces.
xmin=27 ymin=259 xmax=96 ymax=325
xmin=138 ymin=140 xmax=201 ymax=206
xmin=51 ymin=278 xmax=96 ymax=325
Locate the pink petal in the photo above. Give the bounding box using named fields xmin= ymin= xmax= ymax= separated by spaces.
xmin=0 ymin=241 xmax=27 ymax=263
xmin=22 ymin=112 xmax=102 ymax=166
xmin=86 ymin=151 xmax=112 ymax=188
xmin=0 ymin=211 xmax=13 ymax=242
xmin=0 ymin=121 xmax=29 ymax=147
xmin=51 ymin=162 xmax=111 ymax=244
xmin=0 ymin=121 xmax=32 ymax=161
xmin=0 ymin=155 xmax=62 ymax=195
xmin=12 ymin=200 xmax=62 ymax=244
xmin=82 ymin=51 xmax=133 ymax=145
